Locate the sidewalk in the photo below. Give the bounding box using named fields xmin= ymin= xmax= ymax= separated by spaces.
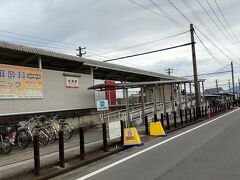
xmin=0 ymin=105 xmax=225 ymax=180
xmin=0 ymin=127 xmax=106 ymax=179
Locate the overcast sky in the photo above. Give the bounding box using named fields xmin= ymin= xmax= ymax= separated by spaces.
xmin=0 ymin=0 xmax=240 ymax=90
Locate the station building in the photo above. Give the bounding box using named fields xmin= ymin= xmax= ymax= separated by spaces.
xmin=0 ymin=41 xmax=182 ymax=124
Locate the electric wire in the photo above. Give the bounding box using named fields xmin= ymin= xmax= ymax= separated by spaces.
xmin=0 ymin=28 xmax=77 ymax=47
xmin=204 ymin=0 xmax=240 ymax=47
xmin=195 ymin=28 xmax=240 ymax=66
xmin=87 ymin=30 xmax=189 ymax=58
xmin=194 ymin=31 xmax=228 ymax=65
xmin=128 ymin=0 xmax=238 ymax=69
xmin=164 ymin=0 xmax=240 ymax=66
xmin=213 ymin=0 xmax=240 ymax=45
xmin=127 ymin=0 xmax=167 ymax=19
xmin=103 ymin=42 xmax=193 ymax=62
xmin=183 ymin=70 xmax=231 ymax=78
xmin=181 ymin=0 xmax=237 ymax=65
xmin=147 ymin=0 xmax=187 ymax=32
xmin=196 ymin=0 xmax=240 ymax=50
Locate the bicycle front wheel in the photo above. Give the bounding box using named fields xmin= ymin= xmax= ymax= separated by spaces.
xmin=16 ymin=129 xmax=31 ymax=149
xmin=46 ymin=126 xmax=56 ymax=144
xmin=60 ymin=123 xmax=73 ymax=142
xmin=37 ymin=128 xmax=49 ymax=146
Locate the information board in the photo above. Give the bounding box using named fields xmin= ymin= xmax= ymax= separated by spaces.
xmin=0 ymin=64 xmax=43 ymax=98
xmin=109 ymin=121 xmax=121 ymax=140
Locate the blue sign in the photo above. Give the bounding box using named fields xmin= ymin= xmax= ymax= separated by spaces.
xmin=97 ymin=100 xmax=109 ymax=111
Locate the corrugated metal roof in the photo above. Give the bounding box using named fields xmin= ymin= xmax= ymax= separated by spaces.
xmin=0 ymin=40 xmax=186 ymax=81
xmin=0 ymin=40 xmax=84 ymax=62
xmin=83 ymin=58 xmax=177 ymax=80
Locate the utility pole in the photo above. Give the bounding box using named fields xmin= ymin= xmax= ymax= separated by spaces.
xmin=190 ymin=24 xmax=200 ymax=116
xmin=231 ymin=61 xmax=235 ymax=100
xmin=76 ymin=46 xmax=86 ymax=57
xmin=165 ymin=68 xmax=174 ymax=76
xmin=228 ymin=80 xmax=231 ymax=93
xmin=215 ymin=80 xmax=219 ymax=94
xmin=238 ymin=78 xmax=240 ymax=98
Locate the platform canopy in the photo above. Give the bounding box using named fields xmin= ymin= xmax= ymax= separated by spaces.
xmin=88 ymin=79 xmax=205 ymax=91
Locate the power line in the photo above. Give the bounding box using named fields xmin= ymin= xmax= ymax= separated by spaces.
xmin=0 ymin=28 xmax=77 ymax=47
xmin=197 ymin=29 xmax=240 ymax=66
xmin=128 ymin=0 xmax=239 ymax=77
xmin=129 ymin=0 xmax=193 ymax=35
xmin=0 ymin=39 xmax=78 ymax=54
xmin=195 ymin=28 xmax=240 ymax=66
xmin=145 ymin=0 xmax=239 ymax=67
xmin=165 ymin=0 xmax=240 ymax=66
xmin=0 ymin=34 xmax=75 ymax=49
xmin=147 ymin=0 xmax=187 ymax=32
xmin=0 ymin=38 xmax=76 ymax=52
xmin=204 ymin=0 xmax=240 ymax=48
xmin=196 ymin=0 xmax=240 ymax=50
xmin=103 ymin=42 xmax=193 ymax=62
xmin=0 ymin=27 xmax=104 ymax=56
xmin=87 ymin=31 xmax=189 ymax=58
xmin=127 ymin=0 xmax=167 ymax=19
xmin=183 ymin=70 xmax=231 ymax=78
xmin=194 ymin=31 xmax=228 ymax=65
xmin=166 ymin=0 xmax=192 ymax=24
xmin=182 ymin=0 xmax=231 ymax=52
xmin=213 ymin=0 xmax=240 ymax=45
xmin=195 ymin=29 xmax=232 ymax=60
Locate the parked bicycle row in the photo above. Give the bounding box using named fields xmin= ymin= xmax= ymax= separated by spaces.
xmin=0 ymin=114 xmax=73 ymax=154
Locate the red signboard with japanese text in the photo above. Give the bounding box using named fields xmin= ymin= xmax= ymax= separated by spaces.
xmin=0 ymin=64 xmax=43 ymax=99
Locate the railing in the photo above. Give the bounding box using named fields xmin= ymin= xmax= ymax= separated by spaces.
xmin=28 ymin=100 xmax=239 ymax=178
xmin=101 ymin=97 xmax=199 ymax=124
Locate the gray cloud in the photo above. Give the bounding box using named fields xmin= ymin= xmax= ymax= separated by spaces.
xmin=0 ymin=0 xmax=240 ymax=90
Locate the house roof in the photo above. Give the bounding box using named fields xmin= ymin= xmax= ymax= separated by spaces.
xmin=204 ymin=87 xmax=225 ymax=95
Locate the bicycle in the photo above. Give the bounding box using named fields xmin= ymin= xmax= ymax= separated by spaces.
xmin=0 ymin=125 xmax=15 ymax=154
xmin=38 ymin=116 xmax=57 ymax=144
xmin=46 ymin=114 xmax=73 ymax=142
xmin=15 ymin=116 xmax=50 ymax=149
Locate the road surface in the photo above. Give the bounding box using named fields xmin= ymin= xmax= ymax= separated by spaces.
xmin=53 ymin=108 xmax=240 ymax=180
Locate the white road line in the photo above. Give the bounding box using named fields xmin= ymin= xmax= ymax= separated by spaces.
xmin=76 ymin=108 xmax=240 ymax=180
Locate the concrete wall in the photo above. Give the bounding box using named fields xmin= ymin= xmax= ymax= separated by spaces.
xmin=145 ymin=85 xmax=173 ymax=103
xmin=0 ymin=68 xmax=95 ymax=114
xmin=65 ymin=114 xmax=102 ymax=129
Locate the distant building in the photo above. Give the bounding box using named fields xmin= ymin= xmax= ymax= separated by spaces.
xmin=204 ymin=87 xmax=233 ymax=104
xmin=204 ymin=87 xmax=225 ymax=95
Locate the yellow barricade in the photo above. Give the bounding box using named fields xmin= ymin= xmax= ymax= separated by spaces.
xmin=150 ymin=121 xmax=166 ymax=136
xmin=123 ymin=127 xmax=144 ymax=147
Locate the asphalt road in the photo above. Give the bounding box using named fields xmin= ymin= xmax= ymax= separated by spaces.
xmin=53 ymin=108 xmax=240 ymax=180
